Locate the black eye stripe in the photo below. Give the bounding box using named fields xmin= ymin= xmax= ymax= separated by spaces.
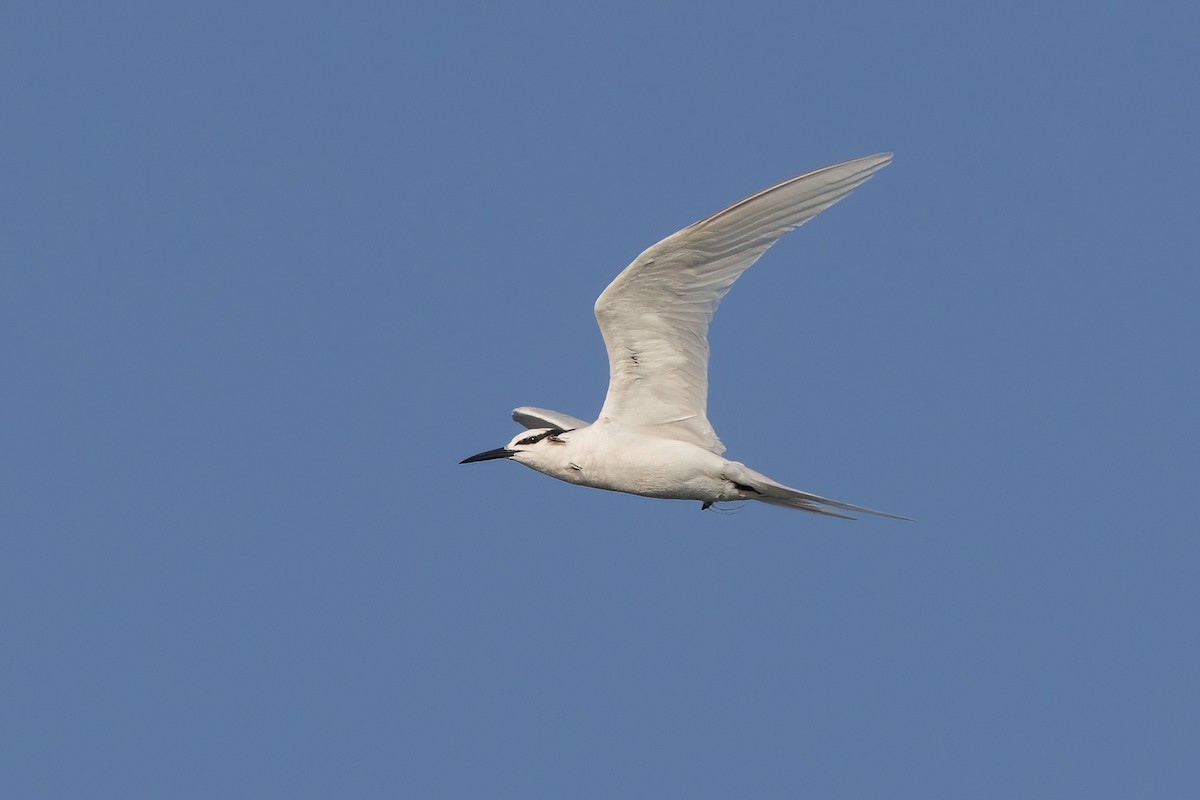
xmin=516 ymin=428 xmax=569 ymax=446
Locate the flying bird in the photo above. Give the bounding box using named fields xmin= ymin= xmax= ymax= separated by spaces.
xmin=461 ymin=154 xmax=907 ymax=519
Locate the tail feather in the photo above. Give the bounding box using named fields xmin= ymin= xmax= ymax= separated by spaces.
xmin=754 ymin=493 xmax=860 ymax=519
xmin=731 ymin=464 xmax=912 ymax=521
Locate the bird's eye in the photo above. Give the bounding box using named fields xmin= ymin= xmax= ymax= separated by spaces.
xmin=515 ymin=428 xmax=568 ymax=447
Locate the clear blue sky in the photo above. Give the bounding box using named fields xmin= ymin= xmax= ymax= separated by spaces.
xmin=4 ymin=2 xmax=1198 ymax=797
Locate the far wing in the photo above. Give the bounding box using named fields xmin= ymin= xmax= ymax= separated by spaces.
xmin=512 ymin=406 xmax=589 ymax=431
xmin=593 ymin=153 xmax=892 ymax=453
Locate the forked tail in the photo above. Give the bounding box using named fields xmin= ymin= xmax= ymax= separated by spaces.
xmin=730 ymin=463 xmax=912 ymax=521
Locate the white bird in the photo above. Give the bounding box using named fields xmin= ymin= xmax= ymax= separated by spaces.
xmin=462 ymin=154 xmax=908 ymax=520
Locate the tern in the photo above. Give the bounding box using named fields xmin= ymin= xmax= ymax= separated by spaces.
xmin=462 ymin=154 xmax=907 ymax=519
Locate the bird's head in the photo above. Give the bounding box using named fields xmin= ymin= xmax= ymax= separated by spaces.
xmin=460 ymin=427 xmax=575 ymax=470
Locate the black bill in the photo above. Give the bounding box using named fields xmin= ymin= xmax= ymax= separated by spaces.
xmin=459 ymin=447 xmax=516 ymax=464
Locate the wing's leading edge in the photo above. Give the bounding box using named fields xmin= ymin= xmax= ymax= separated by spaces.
xmin=593 ymin=153 xmax=892 ymax=453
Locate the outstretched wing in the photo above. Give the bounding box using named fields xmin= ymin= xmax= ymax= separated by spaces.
xmin=593 ymin=153 xmax=892 ymax=453
xmin=512 ymin=406 xmax=589 ymax=431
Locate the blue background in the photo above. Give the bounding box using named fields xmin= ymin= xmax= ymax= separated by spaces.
xmin=4 ymin=2 xmax=1198 ymax=797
